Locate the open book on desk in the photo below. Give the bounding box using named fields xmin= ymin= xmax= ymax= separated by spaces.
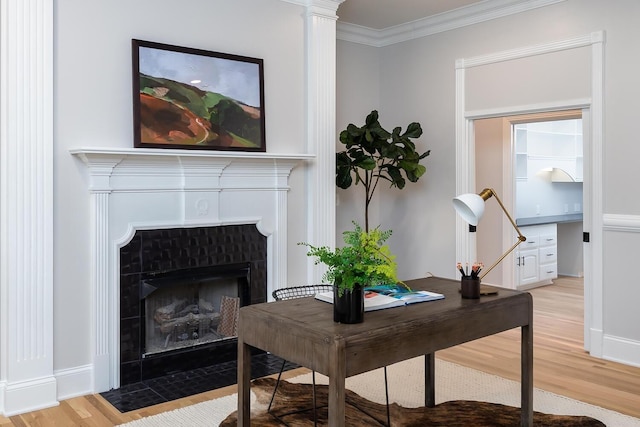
xmin=314 ymin=284 xmax=444 ymax=312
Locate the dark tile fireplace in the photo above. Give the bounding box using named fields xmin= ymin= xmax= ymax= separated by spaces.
xmin=75 ymin=150 xmax=305 ymax=412
xmin=119 ymin=224 xmax=267 ymax=386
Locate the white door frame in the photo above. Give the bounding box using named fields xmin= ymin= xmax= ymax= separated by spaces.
xmin=455 ymin=32 xmax=604 ymax=356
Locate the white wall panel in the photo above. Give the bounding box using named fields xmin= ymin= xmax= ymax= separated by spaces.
xmin=465 ymin=46 xmax=591 ymax=112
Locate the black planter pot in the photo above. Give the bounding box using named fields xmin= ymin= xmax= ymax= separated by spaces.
xmin=333 ymin=284 xmax=364 ymax=324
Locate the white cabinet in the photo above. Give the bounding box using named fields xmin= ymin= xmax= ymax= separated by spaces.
xmin=515 ymin=224 xmax=558 ymax=288
xmin=538 ymin=234 xmax=558 ymax=281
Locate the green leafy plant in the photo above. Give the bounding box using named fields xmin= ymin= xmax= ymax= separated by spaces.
xmin=336 ymin=110 xmax=430 ymax=231
xmin=300 ymin=222 xmax=403 ymax=296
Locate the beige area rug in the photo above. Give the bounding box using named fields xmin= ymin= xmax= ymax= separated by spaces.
xmin=118 ymin=358 xmax=640 ymax=427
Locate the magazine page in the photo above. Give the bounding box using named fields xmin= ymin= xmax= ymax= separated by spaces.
xmin=363 ymin=290 xmax=406 ymax=311
xmin=314 ymin=290 xmax=405 ymax=311
xmin=314 ymin=286 xmax=443 ymax=311
xmin=365 ymin=284 xmax=444 ymax=305
xmin=395 ymin=290 xmax=445 ymax=304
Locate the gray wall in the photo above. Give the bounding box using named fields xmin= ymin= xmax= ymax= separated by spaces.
xmin=48 ymin=0 xmax=640 ymax=384
xmin=54 ymin=0 xmax=309 ymax=373
xmin=558 ymin=222 xmax=584 ymax=277
xmin=337 ymin=0 xmax=640 ymax=366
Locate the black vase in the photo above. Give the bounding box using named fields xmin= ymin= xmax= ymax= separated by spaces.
xmin=333 ymin=284 xmax=364 ymax=324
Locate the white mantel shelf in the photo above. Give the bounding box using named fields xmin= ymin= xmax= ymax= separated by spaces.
xmin=70 ymin=147 xmax=315 ymax=161
xmin=70 ymin=147 xmax=314 ymax=193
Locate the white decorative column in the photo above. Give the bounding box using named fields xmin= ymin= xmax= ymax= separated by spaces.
xmin=0 ymin=0 xmax=57 ymax=416
xmin=83 ymin=155 xmax=122 ymax=393
xmin=584 ymin=31 xmax=605 ymax=357
xmin=454 ymin=60 xmax=477 ymax=270
xmin=304 ymin=0 xmax=344 ymax=284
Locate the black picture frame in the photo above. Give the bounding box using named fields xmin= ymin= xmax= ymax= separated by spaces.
xmin=132 ymin=39 xmax=265 ymax=152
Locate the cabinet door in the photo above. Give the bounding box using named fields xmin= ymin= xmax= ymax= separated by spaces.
xmin=517 ymin=248 xmax=539 ymax=287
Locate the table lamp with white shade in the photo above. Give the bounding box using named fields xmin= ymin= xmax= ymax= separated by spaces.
xmin=453 ymin=188 xmax=527 ymax=286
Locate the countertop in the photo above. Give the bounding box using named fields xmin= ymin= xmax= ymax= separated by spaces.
xmin=516 ymin=213 xmax=583 ymax=226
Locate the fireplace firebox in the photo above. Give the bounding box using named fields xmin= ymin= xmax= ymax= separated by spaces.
xmin=119 ymin=225 xmax=267 ymax=386
xmin=141 ymin=263 xmax=249 ymax=357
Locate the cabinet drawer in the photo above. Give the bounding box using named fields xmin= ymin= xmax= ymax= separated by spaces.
xmin=539 ymin=263 xmax=557 ymax=281
xmin=521 ymin=235 xmax=540 ymax=249
xmin=538 ymin=263 xmax=558 ymax=281
xmin=539 ymin=246 xmax=557 ymax=263
xmin=539 ymin=233 xmax=557 ymax=247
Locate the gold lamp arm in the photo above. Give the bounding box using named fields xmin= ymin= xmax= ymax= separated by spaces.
xmin=478 ymin=188 xmax=527 ymax=280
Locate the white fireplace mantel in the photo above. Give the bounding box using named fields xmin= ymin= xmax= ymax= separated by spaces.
xmin=70 ymin=146 xmax=314 ymax=162
xmin=71 ymin=147 xmax=313 ymax=391
xmin=71 ymin=147 xmax=313 ymax=200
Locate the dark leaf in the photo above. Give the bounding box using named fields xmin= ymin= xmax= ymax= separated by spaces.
xmin=357 ymin=157 xmax=377 ymax=170
xmin=386 ymin=166 xmax=404 ymax=187
xmin=336 ymin=171 xmax=353 ymax=189
xmin=419 ymin=150 xmax=431 ymax=159
xmin=406 ymin=164 xmax=426 ymax=182
xmin=365 ymin=110 xmax=379 ymax=126
xmin=365 ymin=128 xmax=374 ymax=143
xmin=403 ymin=122 xmax=423 ymax=139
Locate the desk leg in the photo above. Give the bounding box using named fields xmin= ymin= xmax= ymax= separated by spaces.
xmin=425 ymin=353 xmax=435 ymax=407
xmin=237 ymin=336 xmax=252 ymax=427
xmin=328 ymin=340 xmax=346 ymax=425
xmin=521 ymin=322 xmax=533 ymax=426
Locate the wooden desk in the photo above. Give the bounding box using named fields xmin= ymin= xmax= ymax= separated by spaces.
xmin=237 ymin=276 xmax=533 ymax=426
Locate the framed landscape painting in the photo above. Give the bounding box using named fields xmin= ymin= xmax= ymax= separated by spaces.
xmin=132 ymin=39 xmax=265 ymax=151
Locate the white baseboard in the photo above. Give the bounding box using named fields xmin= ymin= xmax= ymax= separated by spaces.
xmin=0 ymin=376 xmax=58 ymax=417
xmin=557 ymin=272 xmax=584 ymax=278
xmin=1 ymin=365 xmax=94 ymax=416
xmin=602 ymin=334 xmax=640 ymax=368
xmin=516 ymin=279 xmax=553 ymax=291
xmin=54 ymin=364 xmax=94 ymax=401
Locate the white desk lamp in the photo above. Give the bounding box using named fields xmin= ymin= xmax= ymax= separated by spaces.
xmin=453 ymin=188 xmax=526 ymax=280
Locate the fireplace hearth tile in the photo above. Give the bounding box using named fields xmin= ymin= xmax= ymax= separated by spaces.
xmin=101 ymin=353 xmax=299 ymax=413
xmin=100 ymin=382 xmax=167 ymax=413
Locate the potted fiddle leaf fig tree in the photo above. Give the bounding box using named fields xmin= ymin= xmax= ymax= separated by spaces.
xmin=336 ymin=110 xmax=431 ymax=231
xmin=301 ymin=111 xmax=429 ymax=323
xmin=300 ymin=222 xmax=400 ymax=323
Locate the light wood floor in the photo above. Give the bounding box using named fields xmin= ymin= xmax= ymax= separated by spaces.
xmin=438 ymin=276 xmax=640 ymax=419
xmin=2 ymin=276 xmax=639 ymax=425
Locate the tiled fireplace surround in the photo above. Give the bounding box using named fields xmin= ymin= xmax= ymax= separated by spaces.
xmin=72 ymin=148 xmax=312 ymax=392
xmin=119 ymin=224 xmax=266 ymax=386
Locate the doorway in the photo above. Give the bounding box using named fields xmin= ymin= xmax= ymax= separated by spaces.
xmin=454 ymin=32 xmax=604 ymax=356
xmin=473 ymin=113 xmax=586 ymax=348
xmin=474 ymin=110 xmax=584 ymax=290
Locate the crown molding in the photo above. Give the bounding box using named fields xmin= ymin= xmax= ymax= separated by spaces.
xmin=280 ymin=0 xmax=344 ymax=10
xmin=337 ymin=0 xmax=567 ymax=47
